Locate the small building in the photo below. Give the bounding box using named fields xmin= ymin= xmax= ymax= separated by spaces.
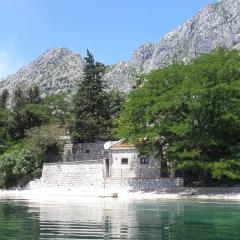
xmin=104 ymin=140 xmax=162 ymax=179
xmin=28 ymin=140 xmax=183 ymax=190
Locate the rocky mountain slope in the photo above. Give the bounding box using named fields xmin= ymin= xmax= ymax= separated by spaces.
xmin=106 ymin=0 xmax=240 ymax=91
xmin=0 ymin=48 xmax=85 ymax=96
xmin=0 ymin=0 xmax=240 ymax=95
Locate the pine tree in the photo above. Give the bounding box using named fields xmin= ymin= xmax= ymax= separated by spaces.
xmin=27 ymin=85 xmax=41 ymax=104
xmin=1 ymin=89 xmax=9 ymax=108
xmin=71 ymin=50 xmax=109 ymax=142
xmin=12 ymin=87 xmax=26 ymax=109
xmin=8 ymin=86 xmax=46 ymax=139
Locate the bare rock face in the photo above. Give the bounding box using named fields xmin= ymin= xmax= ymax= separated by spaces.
xmin=147 ymin=0 xmax=240 ymax=70
xmin=105 ymin=0 xmax=240 ymax=90
xmin=0 ymin=0 xmax=240 ymax=95
xmin=0 ymin=48 xmax=85 ymax=96
xmin=104 ymin=43 xmax=156 ymax=92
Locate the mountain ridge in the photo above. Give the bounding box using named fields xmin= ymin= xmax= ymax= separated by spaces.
xmin=0 ymin=0 xmax=240 ymax=95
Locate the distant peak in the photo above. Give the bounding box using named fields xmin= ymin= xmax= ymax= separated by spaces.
xmin=210 ymin=0 xmax=240 ymax=7
xmin=44 ymin=47 xmax=73 ymax=55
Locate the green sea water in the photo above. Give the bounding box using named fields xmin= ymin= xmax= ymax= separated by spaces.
xmin=0 ymin=198 xmax=240 ymax=240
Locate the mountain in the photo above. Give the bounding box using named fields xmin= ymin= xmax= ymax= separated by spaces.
xmin=105 ymin=0 xmax=240 ymax=91
xmin=0 ymin=48 xmax=85 ymax=96
xmin=0 ymin=0 xmax=240 ymax=95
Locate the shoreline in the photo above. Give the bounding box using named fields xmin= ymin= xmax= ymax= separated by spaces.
xmin=1 ymin=187 xmax=240 ymax=201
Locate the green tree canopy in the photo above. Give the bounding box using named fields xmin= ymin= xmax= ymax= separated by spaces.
xmin=43 ymin=93 xmax=72 ymax=125
xmin=0 ymin=106 xmax=8 ymax=154
xmin=70 ymin=50 xmax=117 ymax=142
xmin=8 ymin=86 xmax=48 ymax=140
xmin=116 ymin=49 xmax=240 ymax=183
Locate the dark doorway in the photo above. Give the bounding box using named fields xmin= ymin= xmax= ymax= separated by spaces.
xmin=105 ymin=158 xmax=110 ymax=177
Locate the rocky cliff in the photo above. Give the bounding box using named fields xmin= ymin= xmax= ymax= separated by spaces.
xmin=0 ymin=48 xmax=85 ymax=96
xmin=0 ymin=0 xmax=239 ymax=95
xmin=105 ymin=0 xmax=240 ymax=91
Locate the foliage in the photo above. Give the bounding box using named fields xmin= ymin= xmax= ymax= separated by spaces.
xmin=12 ymin=86 xmax=26 ymax=109
xmin=70 ymin=50 xmax=124 ymax=142
xmin=26 ymin=125 xmax=64 ymax=176
xmin=27 ymin=125 xmax=64 ymax=157
xmin=0 ymin=149 xmax=32 ymax=188
xmin=42 ymin=93 xmax=72 ymax=124
xmin=130 ymin=73 xmax=147 ymax=90
xmin=0 ymin=85 xmax=70 ymax=187
xmin=0 ymin=107 xmax=8 ymax=154
xmin=116 ymin=49 xmax=240 ymax=183
xmin=8 ymin=103 xmax=49 ymax=139
xmin=105 ymin=90 xmax=126 ymax=139
xmin=8 ymin=86 xmax=51 ymax=140
xmin=0 ymin=124 xmax=64 ymax=188
xmin=26 ymin=85 xmax=41 ymax=104
xmin=0 ymin=89 xmax=9 ymax=108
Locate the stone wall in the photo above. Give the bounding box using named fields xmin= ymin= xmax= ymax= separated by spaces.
xmin=109 ymin=149 xmax=161 ymax=179
xmin=63 ymin=142 xmax=106 ymax=162
xmin=28 ymin=162 xmax=184 ymax=190
xmin=72 ymin=142 xmax=106 ymax=161
xmin=104 ymin=178 xmax=184 ymax=191
xmin=29 ymin=161 xmax=103 ymax=188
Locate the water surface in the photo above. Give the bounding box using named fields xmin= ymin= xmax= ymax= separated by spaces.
xmin=0 ymin=198 xmax=240 ymax=239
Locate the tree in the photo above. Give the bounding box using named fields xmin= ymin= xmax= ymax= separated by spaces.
xmin=116 ymin=49 xmax=240 ymax=184
xmin=0 ymin=149 xmax=32 ymax=188
xmin=1 ymin=89 xmax=9 ymax=108
xmin=8 ymin=86 xmax=48 ymax=139
xmin=12 ymin=86 xmax=26 ymax=109
xmin=27 ymin=85 xmax=41 ymax=104
xmin=26 ymin=125 xmax=64 ymax=176
xmin=0 ymin=107 xmax=8 ymax=153
xmin=106 ymin=90 xmax=126 ymax=139
xmin=70 ymin=50 xmax=109 ymax=142
xmin=43 ymin=93 xmax=72 ymax=125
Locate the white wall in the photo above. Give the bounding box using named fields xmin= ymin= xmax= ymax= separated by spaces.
xmin=109 ymin=149 xmax=161 ymax=179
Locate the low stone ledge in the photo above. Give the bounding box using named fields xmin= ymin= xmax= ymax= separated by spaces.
xmin=104 ymin=178 xmax=184 ymax=191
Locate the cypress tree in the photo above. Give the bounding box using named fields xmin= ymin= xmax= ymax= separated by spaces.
xmin=71 ymin=50 xmax=109 ymax=142
xmin=1 ymin=89 xmax=9 ymax=108
xmin=27 ymin=85 xmax=41 ymax=104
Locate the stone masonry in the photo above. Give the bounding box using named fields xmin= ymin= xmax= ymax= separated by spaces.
xmin=28 ymin=162 xmax=183 ymax=190
xmin=28 ymin=161 xmax=103 ymax=189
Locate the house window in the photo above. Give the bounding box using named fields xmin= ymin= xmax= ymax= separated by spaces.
xmin=121 ymin=158 xmax=128 ymax=165
xmin=140 ymin=158 xmax=149 ymax=164
xmin=85 ymin=149 xmax=90 ymax=154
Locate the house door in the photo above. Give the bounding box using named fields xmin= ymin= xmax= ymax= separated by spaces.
xmin=105 ymin=158 xmax=110 ymax=178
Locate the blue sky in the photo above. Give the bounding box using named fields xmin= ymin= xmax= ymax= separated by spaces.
xmin=0 ymin=0 xmax=217 ymax=78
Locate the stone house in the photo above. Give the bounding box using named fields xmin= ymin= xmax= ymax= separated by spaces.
xmin=28 ymin=140 xmax=183 ymax=190
xmin=103 ymin=140 xmax=162 ymax=179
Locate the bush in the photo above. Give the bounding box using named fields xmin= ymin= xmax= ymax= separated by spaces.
xmin=0 ymin=149 xmax=32 ymax=188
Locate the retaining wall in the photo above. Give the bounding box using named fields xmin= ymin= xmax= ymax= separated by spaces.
xmin=30 ymin=161 xmax=103 ymax=188
xmin=104 ymin=178 xmax=184 ymax=191
xmin=28 ymin=162 xmax=183 ymax=190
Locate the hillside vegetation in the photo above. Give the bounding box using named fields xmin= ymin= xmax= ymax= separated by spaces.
xmin=0 ymin=49 xmax=239 ymax=188
xmin=0 ymin=51 xmax=124 ymax=188
xmin=116 ymin=49 xmax=240 ymax=185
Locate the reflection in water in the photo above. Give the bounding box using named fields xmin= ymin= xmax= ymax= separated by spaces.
xmin=37 ymin=199 xmax=183 ymax=239
xmin=0 ymin=198 xmax=240 ymax=239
